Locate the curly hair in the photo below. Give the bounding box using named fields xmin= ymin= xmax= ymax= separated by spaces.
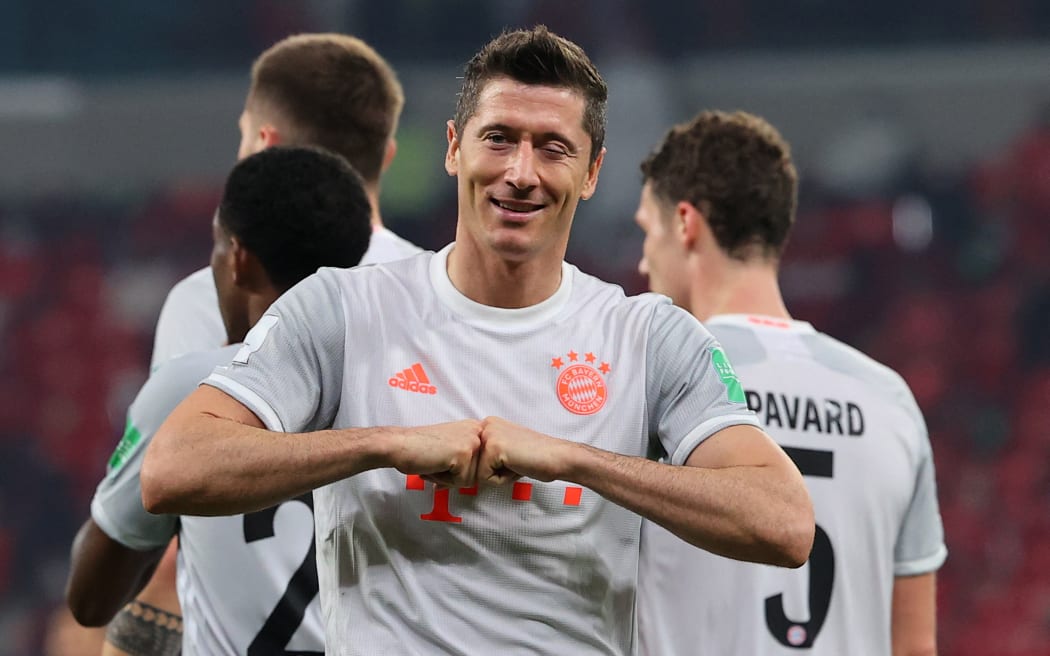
xmin=453 ymin=25 xmax=607 ymax=164
xmin=640 ymin=111 xmax=798 ymax=260
xmin=218 ymin=146 xmax=372 ymax=291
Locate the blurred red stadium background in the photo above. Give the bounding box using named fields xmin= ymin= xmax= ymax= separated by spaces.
xmin=0 ymin=2 xmax=1048 ymax=653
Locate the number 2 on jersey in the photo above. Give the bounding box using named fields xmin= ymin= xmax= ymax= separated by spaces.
xmin=242 ymin=492 xmax=321 ymax=656
xmin=765 ymin=447 xmax=835 ymax=649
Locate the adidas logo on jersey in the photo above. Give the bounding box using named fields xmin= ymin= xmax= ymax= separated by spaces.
xmin=388 ymin=363 xmax=437 ymax=395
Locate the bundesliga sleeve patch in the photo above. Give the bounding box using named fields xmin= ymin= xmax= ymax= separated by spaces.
xmin=108 ymin=417 xmax=142 ymax=473
xmin=708 ymin=346 xmax=746 ymax=404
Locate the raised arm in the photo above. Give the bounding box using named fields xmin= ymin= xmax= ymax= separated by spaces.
xmin=141 ymin=384 xmax=484 ymax=516
xmin=478 ymin=417 xmax=813 ymax=567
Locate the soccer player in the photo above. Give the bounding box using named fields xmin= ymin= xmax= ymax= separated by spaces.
xmin=633 ymin=110 xmax=947 ymax=655
xmin=66 ymin=146 xmax=374 ymax=654
xmin=83 ymin=33 xmax=421 ymax=654
xmin=141 ymin=27 xmax=815 ymax=655
xmin=151 ymin=32 xmax=420 ymax=368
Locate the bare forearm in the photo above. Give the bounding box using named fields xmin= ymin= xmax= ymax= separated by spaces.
xmin=104 ymin=600 xmax=182 ymax=656
xmin=142 ymin=415 xmax=392 ymax=516
xmin=66 ymin=521 xmax=164 ymax=627
xmin=564 ymin=443 xmax=813 ymax=567
xmin=892 ymin=573 xmax=938 ymax=656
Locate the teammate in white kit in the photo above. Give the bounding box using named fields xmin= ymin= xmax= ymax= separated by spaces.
xmin=67 ymin=33 xmax=421 ymax=656
xmin=67 ymin=146 xmax=375 ymax=654
xmin=151 ymin=33 xmax=420 ymax=368
xmin=633 ymin=110 xmax=947 ymax=655
xmin=142 ymin=28 xmax=815 ymax=655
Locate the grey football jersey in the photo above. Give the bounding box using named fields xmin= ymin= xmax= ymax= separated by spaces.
xmin=92 ymin=345 xmax=325 ymax=655
xmin=637 ymin=314 xmax=947 ymax=656
xmin=205 ymin=244 xmax=760 ymax=656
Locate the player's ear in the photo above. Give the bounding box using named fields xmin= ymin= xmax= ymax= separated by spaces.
xmin=580 ymin=147 xmax=605 ymax=201
xmin=676 ymin=201 xmax=703 ymax=250
xmin=445 ymin=120 xmax=460 ymax=176
xmin=258 ymin=123 xmax=282 ymax=150
xmin=381 ymin=137 xmax=397 ymax=173
xmin=229 ymin=237 xmax=262 ymax=290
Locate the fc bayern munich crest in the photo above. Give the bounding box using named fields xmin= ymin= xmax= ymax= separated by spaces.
xmin=551 ymin=350 xmax=611 ymax=415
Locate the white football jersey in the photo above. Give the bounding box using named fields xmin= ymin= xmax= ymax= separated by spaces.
xmin=637 ymin=314 xmax=948 ymax=656
xmin=150 ymin=226 xmax=422 ymax=369
xmin=92 ymin=345 xmax=325 ymax=655
xmin=205 ymin=244 xmax=761 ymax=656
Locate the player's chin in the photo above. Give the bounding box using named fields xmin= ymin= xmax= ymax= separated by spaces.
xmin=487 ymin=232 xmax=540 ymax=261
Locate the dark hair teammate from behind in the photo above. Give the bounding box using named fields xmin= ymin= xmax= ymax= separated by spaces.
xmin=212 ymin=146 xmax=371 ymax=343
xmin=67 ymin=146 xmax=373 ymax=656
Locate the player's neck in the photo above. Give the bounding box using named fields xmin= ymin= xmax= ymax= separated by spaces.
xmin=367 ymin=186 xmax=384 ymax=229
xmin=446 ymin=235 xmax=564 ymax=309
xmin=245 ymin=289 xmax=281 ymax=335
xmin=694 ymin=262 xmax=790 ymax=322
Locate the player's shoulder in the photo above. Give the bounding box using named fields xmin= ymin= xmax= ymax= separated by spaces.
xmin=154 ymin=266 xmax=217 ymax=332
xmin=310 ymin=250 xmax=434 ymax=315
xmin=127 ymin=345 xmax=240 ymax=439
xmin=569 ymin=265 xmax=671 ymax=314
xmin=146 ymin=345 xmax=241 ymax=399
xmin=318 ymin=248 xmax=431 ymax=286
xmin=361 ymin=227 xmax=424 ymax=265
xmin=166 ymin=266 xmax=215 ymax=300
xmin=805 ymin=331 xmax=919 ymax=410
xmin=154 ymin=344 xmax=240 ymax=378
xmin=565 ymin=270 xmax=684 ymax=345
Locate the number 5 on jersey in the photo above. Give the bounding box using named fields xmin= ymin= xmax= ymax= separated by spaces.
xmin=765 ymin=447 xmax=835 ymax=649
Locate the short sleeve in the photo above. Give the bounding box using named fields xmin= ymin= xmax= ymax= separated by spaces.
xmin=645 ymin=303 xmax=761 ymax=465
xmin=204 ymin=269 xmax=347 ymax=433
xmin=89 ymin=352 xmax=221 ymax=550
xmin=92 ymin=429 xmax=178 ymax=550
xmin=894 ymin=415 xmax=948 ymax=575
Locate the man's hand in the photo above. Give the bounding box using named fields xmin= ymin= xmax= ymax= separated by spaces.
xmin=385 ymin=420 xmax=483 ymax=488
xmin=477 ymin=416 xmax=571 ymax=485
xmin=380 ymin=417 xmax=570 ymax=488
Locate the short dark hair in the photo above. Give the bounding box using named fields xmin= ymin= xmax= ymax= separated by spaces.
xmin=641 ymin=110 xmax=798 ymax=260
xmin=247 ymin=33 xmax=404 ymax=184
xmin=218 ymin=146 xmax=372 ymax=291
xmin=454 ymin=25 xmax=607 ymax=163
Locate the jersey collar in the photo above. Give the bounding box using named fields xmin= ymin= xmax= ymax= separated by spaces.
xmin=429 ymin=243 xmax=574 ymax=331
xmin=707 ymin=313 xmax=816 ymax=334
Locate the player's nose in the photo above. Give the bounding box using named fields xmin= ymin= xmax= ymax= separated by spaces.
xmin=505 ymin=141 xmax=540 ymax=190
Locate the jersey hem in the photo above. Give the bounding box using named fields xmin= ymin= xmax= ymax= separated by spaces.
xmin=204 ymin=374 xmax=286 ymax=432
xmin=894 ymin=544 xmax=948 ymax=576
xmin=670 ymin=413 xmax=762 ymax=465
xmin=90 ymin=498 xmax=172 ymax=551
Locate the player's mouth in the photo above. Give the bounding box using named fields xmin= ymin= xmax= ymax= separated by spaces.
xmin=490 ymin=198 xmax=546 ymax=221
